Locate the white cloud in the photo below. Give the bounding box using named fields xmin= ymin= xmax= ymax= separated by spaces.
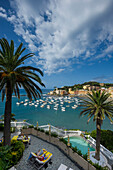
xmin=0 ymin=7 xmax=7 ymax=19
xmin=1 ymin=0 xmax=113 ymax=74
xmin=0 ymin=12 xmax=7 ymax=18
xmin=0 ymin=7 xmax=6 ymax=13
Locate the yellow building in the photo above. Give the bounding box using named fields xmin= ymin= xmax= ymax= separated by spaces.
xmin=83 ymin=85 xmax=90 ymax=90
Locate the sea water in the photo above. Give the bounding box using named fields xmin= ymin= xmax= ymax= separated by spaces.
xmin=0 ymin=89 xmax=113 ymax=132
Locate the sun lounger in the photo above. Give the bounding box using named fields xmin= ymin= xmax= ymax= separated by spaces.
xmin=28 ymin=148 xmax=52 ymax=170
xmin=12 ymin=135 xmax=31 ymax=147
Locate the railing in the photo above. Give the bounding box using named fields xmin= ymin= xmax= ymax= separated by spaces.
xmin=39 ymin=124 xmax=82 ymax=137
xmin=39 ymin=125 xmax=65 ymax=136
xmin=64 ymin=130 xmax=82 ymax=136
xmin=0 ymin=121 xmax=32 ymax=128
xmin=87 ymin=135 xmax=113 ymax=160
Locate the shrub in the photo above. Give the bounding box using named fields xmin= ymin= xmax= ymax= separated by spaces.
xmin=72 ymin=146 xmax=78 ymax=152
xmin=34 ymin=127 xmax=38 ymax=130
xmin=83 ymin=153 xmax=87 ymax=160
xmin=40 ymin=129 xmax=44 ymax=132
xmin=89 ymin=160 xmax=108 ymax=170
xmin=80 ymin=133 xmax=84 ymax=137
xmin=77 ymin=149 xmax=82 ymax=156
xmin=22 ymin=126 xmax=27 ymax=129
xmin=51 ymin=132 xmax=58 ymax=138
xmin=28 ymin=125 xmax=34 ymax=128
xmin=45 ymin=131 xmax=49 ymax=135
xmin=59 ymin=138 xmax=68 ymax=145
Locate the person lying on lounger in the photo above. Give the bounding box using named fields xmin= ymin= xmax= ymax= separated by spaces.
xmin=29 ymin=149 xmax=50 ymax=161
xmin=36 ymin=149 xmax=50 ymax=161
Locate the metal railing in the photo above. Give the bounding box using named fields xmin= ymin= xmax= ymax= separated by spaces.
xmin=87 ymin=135 xmax=113 ymax=160
xmin=0 ymin=121 xmax=32 ymax=129
xmin=39 ymin=124 xmax=82 ymax=137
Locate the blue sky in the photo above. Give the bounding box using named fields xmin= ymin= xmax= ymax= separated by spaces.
xmin=0 ymin=0 xmax=113 ymax=89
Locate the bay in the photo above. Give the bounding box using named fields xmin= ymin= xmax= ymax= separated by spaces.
xmin=0 ymin=89 xmax=113 ymax=132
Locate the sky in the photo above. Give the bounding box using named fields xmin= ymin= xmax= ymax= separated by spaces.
xmin=0 ymin=0 xmax=113 ymax=89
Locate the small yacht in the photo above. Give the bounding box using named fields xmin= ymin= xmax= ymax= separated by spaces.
xmin=16 ymin=102 xmax=20 ymax=105
xmin=47 ymin=105 xmax=50 ymax=109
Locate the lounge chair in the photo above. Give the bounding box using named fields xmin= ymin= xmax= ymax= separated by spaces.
xmin=28 ymin=148 xmax=52 ymax=169
xmin=12 ymin=135 xmax=31 ymax=147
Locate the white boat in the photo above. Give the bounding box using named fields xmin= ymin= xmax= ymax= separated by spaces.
xmin=47 ymin=105 xmax=50 ymax=109
xmin=20 ymin=101 xmax=24 ymax=104
xmin=54 ymin=107 xmax=58 ymax=110
xmin=16 ymin=102 xmax=20 ymax=105
xmin=72 ymin=106 xmax=76 ymax=109
xmin=24 ymin=103 xmax=28 ymax=106
xmin=35 ymin=105 xmax=38 ymax=107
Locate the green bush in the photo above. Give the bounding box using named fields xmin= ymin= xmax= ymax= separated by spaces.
xmin=34 ymin=127 xmax=38 ymax=130
xmin=59 ymin=138 xmax=68 ymax=145
xmin=40 ymin=129 xmax=44 ymax=132
xmin=22 ymin=126 xmax=27 ymax=129
xmin=90 ymin=130 xmax=113 ymax=152
xmin=51 ymin=132 xmax=58 ymax=137
xmin=45 ymin=131 xmax=49 ymax=135
xmin=83 ymin=153 xmax=87 ymax=160
xmin=72 ymin=146 xmax=78 ymax=152
xmin=77 ymin=149 xmax=82 ymax=156
xmin=0 ymin=141 xmax=25 ymax=170
xmin=89 ymin=160 xmax=108 ymax=170
xmin=28 ymin=125 xmax=34 ymax=128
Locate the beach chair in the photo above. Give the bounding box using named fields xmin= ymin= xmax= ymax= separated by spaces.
xmin=28 ymin=149 xmax=52 ymax=169
xmin=12 ymin=135 xmax=31 ymax=147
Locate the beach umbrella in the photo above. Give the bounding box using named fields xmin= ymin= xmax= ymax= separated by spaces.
xmin=37 ymin=121 xmax=38 ymax=129
xmin=67 ymin=135 xmax=70 ymax=147
xmin=49 ymin=124 xmax=51 ymax=135
xmin=87 ymin=147 xmax=90 ymax=161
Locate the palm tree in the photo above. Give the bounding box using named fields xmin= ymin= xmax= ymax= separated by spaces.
xmin=80 ymin=90 xmax=113 ymax=160
xmin=0 ymin=38 xmax=45 ymax=146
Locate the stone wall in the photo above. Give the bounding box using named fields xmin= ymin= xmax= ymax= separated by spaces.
xmin=22 ymin=128 xmax=96 ymax=170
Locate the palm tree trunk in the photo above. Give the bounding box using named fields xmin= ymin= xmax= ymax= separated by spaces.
xmin=95 ymin=118 xmax=101 ymax=160
xmin=4 ymin=82 xmax=12 ymax=146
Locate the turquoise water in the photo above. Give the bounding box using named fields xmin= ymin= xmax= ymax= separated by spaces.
xmin=65 ymin=136 xmax=95 ymax=155
xmin=0 ymin=89 xmax=113 ymax=132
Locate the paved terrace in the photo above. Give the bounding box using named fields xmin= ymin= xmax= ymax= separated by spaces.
xmin=14 ymin=135 xmax=82 ymax=170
